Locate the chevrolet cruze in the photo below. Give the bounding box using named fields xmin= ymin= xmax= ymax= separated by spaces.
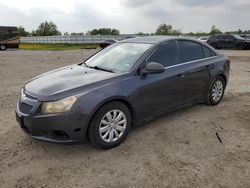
xmin=16 ymin=36 xmax=230 ymax=149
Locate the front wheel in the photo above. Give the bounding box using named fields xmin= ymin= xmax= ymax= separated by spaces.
xmin=88 ymin=102 xmax=131 ymax=149
xmin=206 ymin=76 xmax=225 ymax=106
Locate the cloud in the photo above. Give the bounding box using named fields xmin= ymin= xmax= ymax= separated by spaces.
xmin=175 ymin=0 xmax=226 ymax=7
xmin=123 ymin=0 xmax=154 ymax=8
xmin=0 ymin=0 xmax=249 ymax=34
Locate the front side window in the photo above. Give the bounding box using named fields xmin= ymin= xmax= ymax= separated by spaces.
xmin=178 ymin=40 xmax=204 ymax=63
xmin=84 ymin=43 xmax=152 ymax=73
xmin=147 ymin=40 xmax=178 ymax=67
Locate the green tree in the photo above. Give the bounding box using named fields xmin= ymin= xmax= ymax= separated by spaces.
xmin=237 ymin=29 xmax=242 ymax=35
xmin=171 ymin=29 xmax=182 ymax=36
xmin=31 ymin=30 xmax=37 ymax=36
xmin=155 ymin=23 xmax=173 ymax=35
xmin=136 ymin=32 xmax=145 ymax=35
xmin=135 ymin=32 xmax=150 ymax=35
xmin=209 ymin=25 xmax=222 ymax=35
xmin=35 ymin=21 xmax=61 ymax=36
xmin=17 ymin=26 xmax=30 ymax=36
xmin=89 ymin=28 xmax=120 ymax=35
xmin=111 ymin=29 xmax=120 ymax=35
xmin=89 ymin=29 xmax=99 ymax=35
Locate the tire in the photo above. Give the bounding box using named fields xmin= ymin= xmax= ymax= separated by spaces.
xmin=0 ymin=44 xmax=7 ymax=51
xmin=236 ymin=43 xmax=245 ymax=50
xmin=88 ymin=101 xmax=132 ymax=149
xmin=206 ymin=76 xmax=225 ymax=106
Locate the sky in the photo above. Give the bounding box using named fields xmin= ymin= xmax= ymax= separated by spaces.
xmin=0 ymin=0 xmax=249 ymax=34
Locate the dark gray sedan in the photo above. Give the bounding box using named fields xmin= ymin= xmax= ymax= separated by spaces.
xmin=16 ymin=36 xmax=230 ymax=149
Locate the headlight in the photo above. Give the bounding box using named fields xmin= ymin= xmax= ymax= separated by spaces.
xmin=41 ymin=96 xmax=77 ymax=114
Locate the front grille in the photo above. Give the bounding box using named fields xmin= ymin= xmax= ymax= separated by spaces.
xmin=18 ymin=90 xmax=38 ymax=114
xmin=19 ymin=102 xmax=33 ymax=114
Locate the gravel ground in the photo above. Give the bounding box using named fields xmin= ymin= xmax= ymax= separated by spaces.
xmin=0 ymin=49 xmax=249 ymax=188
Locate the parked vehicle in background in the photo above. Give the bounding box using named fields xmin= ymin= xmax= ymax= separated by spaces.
xmin=240 ymin=35 xmax=250 ymax=49
xmin=15 ymin=36 xmax=230 ymax=149
xmin=207 ymin=34 xmax=246 ymax=50
xmin=99 ymin=39 xmax=117 ymax=48
xmin=0 ymin=26 xmax=20 ymax=50
xmin=198 ymin=36 xmax=209 ymax=43
xmin=240 ymin=34 xmax=250 ymax=40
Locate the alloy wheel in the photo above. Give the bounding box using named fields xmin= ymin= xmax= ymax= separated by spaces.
xmin=99 ymin=109 xmax=127 ymax=143
xmin=211 ymin=80 xmax=223 ymax=102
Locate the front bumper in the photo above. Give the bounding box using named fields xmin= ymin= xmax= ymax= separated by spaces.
xmin=15 ymin=99 xmax=89 ymax=143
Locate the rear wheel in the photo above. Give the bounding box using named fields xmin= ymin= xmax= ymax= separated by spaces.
xmin=206 ymin=76 xmax=225 ymax=105
xmin=0 ymin=44 xmax=7 ymax=51
xmin=236 ymin=43 xmax=245 ymax=50
xmin=88 ymin=101 xmax=131 ymax=149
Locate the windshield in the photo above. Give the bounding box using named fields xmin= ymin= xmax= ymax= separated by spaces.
xmin=83 ymin=43 xmax=152 ymax=73
xmin=233 ymin=35 xmax=245 ymax=40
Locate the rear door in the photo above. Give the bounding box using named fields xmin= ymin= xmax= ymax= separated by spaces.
xmin=226 ymin=35 xmax=237 ymax=48
xmin=177 ymin=40 xmax=211 ymax=103
xmin=217 ymin=35 xmax=227 ymax=48
xmin=138 ymin=40 xmax=186 ymax=119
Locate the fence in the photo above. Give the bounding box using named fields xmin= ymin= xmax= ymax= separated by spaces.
xmin=20 ymin=35 xmax=138 ymax=44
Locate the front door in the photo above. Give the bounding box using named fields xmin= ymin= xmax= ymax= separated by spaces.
xmin=137 ymin=40 xmax=186 ymax=119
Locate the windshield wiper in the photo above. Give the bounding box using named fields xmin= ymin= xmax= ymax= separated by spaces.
xmin=82 ymin=62 xmax=114 ymax=73
xmin=90 ymin=66 xmax=115 ymax=73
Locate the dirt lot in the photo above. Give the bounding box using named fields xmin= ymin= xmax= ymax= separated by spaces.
xmin=0 ymin=49 xmax=249 ymax=188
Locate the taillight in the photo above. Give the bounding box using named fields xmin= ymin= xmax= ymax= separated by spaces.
xmin=226 ymin=58 xmax=230 ymax=65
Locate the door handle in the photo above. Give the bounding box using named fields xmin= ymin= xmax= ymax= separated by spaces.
xmin=176 ymin=74 xmax=184 ymax=78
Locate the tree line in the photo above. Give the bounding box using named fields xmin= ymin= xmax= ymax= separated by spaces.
xmin=17 ymin=21 xmax=250 ymax=37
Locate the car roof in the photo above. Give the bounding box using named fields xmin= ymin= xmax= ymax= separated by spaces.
xmin=213 ymin=34 xmax=233 ymax=37
xmin=120 ymin=36 xmax=182 ymax=44
xmin=119 ymin=36 xmax=201 ymax=44
xmin=119 ymin=36 xmax=219 ymax=55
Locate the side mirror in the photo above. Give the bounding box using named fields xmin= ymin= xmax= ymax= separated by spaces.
xmin=141 ymin=62 xmax=165 ymax=75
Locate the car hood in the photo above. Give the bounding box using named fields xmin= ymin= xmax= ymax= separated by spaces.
xmin=24 ymin=65 xmax=119 ymax=101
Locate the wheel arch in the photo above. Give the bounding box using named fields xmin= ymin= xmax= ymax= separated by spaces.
xmin=217 ymin=73 xmax=227 ymax=86
xmin=85 ymin=97 xmax=135 ymax=138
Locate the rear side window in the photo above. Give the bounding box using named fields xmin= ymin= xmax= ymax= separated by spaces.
xmin=178 ymin=41 xmax=204 ymax=63
xmin=147 ymin=40 xmax=178 ymax=67
xmin=202 ymin=46 xmax=216 ymax=58
xmin=218 ymin=35 xmax=227 ymax=40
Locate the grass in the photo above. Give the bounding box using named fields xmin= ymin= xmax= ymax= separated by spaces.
xmin=19 ymin=43 xmax=100 ymax=51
